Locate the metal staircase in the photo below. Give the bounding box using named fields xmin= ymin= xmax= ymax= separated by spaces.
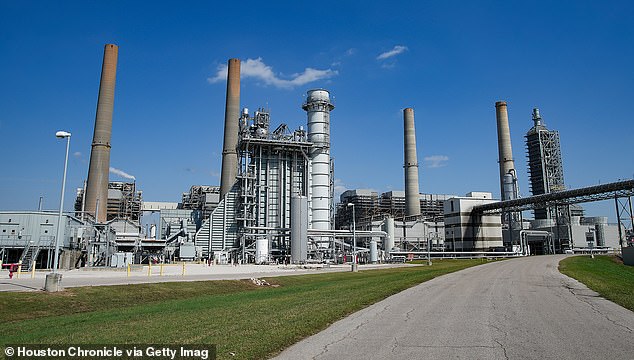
xmin=19 ymin=240 xmax=39 ymax=271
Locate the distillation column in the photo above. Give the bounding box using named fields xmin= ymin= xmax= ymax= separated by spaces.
xmin=403 ymin=108 xmax=421 ymax=216
xmin=495 ymin=101 xmax=516 ymax=200
xmin=303 ymin=90 xmax=335 ymax=234
xmin=220 ymin=58 xmax=241 ymax=198
xmin=85 ymin=44 xmax=118 ymax=223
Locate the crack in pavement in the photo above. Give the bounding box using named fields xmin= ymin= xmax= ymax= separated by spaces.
xmin=493 ymin=338 xmax=510 ymax=360
xmin=312 ymin=304 xmax=392 ymax=359
xmin=404 ymin=307 xmax=416 ymax=322
xmin=562 ymin=281 xmax=634 ymax=333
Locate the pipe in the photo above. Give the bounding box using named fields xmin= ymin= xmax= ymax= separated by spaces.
xmin=85 ymin=44 xmax=118 ymax=223
xmin=403 ymin=108 xmax=421 ymax=216
xmin=220 ymin=58 xmax=241 ymax=198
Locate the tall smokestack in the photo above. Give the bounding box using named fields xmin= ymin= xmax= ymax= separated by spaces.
xmin=85 ymin=44 xmax=118 ymax=223
xmin=403 ymin=108 xmax=421 ymax=216
xmin=495 ymin=101 xmax=516 ymax=200
xmin=219 ymin=58 xmax=241 ymax=198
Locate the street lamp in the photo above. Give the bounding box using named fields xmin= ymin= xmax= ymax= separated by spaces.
xmin=53 ymin=131 xmax=71 ymax=273
xmin=347 ymin=203 xmax=357 ymax=271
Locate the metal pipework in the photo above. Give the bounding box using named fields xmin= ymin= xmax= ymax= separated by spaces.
xmin=403 ymin=108 xmax=421 ymax=216
xmin=85 ymin=44 xmax=118 ymax=223
xmin=532 ymin=107 xmax=543 ymax=127
xmin=220 ymin=58 xmax=241 ymax=198
xmin=303 ymin=89 xmax=334 ymax=232
xmin=495 ymin=101 xmax=516 ymax=200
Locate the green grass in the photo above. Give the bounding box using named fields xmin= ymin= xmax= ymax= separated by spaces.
xmin=559 ymin=255 xmax=634 ymax=311
xmin=0 ymin=260 xmax=483 ymax=359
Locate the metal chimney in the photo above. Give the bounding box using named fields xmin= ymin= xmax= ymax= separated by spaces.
xmin=85 ymin=44 xmax=118 ymax=223
xmin=495 ymin=101 xmax=516 ymax=200
xmin=219 ymin=58 xmax=241 ymax=198
xmin=403 ymin=108 xmax=421 ymax=216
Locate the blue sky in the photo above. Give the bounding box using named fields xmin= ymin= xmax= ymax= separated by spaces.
xmin=1 ymin=1 xmax=632 ymax=221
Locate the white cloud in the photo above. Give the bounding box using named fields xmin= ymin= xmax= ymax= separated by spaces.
xmin=424 ymin=155 xmax=449 ymax=168
xmin=376 ymin=45 xmax=408 ymax=60
xmin=109 ymin=167 xmax=136 ymax=181
xmin=334 ymin=178 xmax=347 ymax=201
xmin=73 ymin=151 xmax=82 ymax=158
xmin=207 ymin=58 xmax=338 ymax=89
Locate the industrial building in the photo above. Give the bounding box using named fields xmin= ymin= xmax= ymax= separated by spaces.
xmin=526 ymin=108 xmax=566 ymax=219
xmin=2 ymin=45 xmax=633 ymax=272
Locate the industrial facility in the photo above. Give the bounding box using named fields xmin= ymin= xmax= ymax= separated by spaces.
xmin=1 ymin=44 xmax=633 ymax=272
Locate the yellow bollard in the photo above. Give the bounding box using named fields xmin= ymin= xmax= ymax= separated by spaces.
xmin=31 ymin=261 xmax=36 ymax=279
xmin=181 ymin=262 xmax=185 ymax=276
xmin=17 ymin=264 xmax=22 ymax=279
xmin=127 ymin=264 xmax=130 ymax=277
xmin=160 ymin=263 xmax=164 ymax=276
xmin=148 ymin=262 xmax=152 ymax=277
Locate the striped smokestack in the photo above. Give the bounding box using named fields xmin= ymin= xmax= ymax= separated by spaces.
xmin=219 ymin=58 xmax=241 ymax=198
xmin=85 ymin=44 xmax=118 ymax=223
xmin=495 ymin=101 xmax=516 ymax=200
xmin=403 ymin=108 xmax=421 ymax=216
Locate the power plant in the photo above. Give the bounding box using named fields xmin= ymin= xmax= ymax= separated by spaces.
xmin=1 ymin=45 xmax=633 ymax=272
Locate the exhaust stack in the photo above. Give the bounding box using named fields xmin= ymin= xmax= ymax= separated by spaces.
xmin=303 ymin=89 xmax=334 ymax=232
xmin=403 ymin=108 xmax=421 ymax=216
xmin=219 ymin=58 xmax=241 ymax=198
xmin=85 ymin=44 xmax=118 ymax=223
xmin=495 ymin=101 xmax=516 ymax=200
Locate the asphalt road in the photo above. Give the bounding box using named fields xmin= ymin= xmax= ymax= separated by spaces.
xmin=275 ymin=255 xmax=634 ymax=360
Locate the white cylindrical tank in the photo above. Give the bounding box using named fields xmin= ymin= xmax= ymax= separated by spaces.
xmin=370 ymin=240 xmax=378 ymax=263
xmin=303 ymin=89 xmax=335 ymax=234
xmin=291 ymin=196 xmax=309 ymax=263
xmin=255 ymin=238 xmax=269 ymax=264
xmin=150 ymin=224 xmax=157 ymax=239
xmin=384 ymin=217 xmax=395 ymax=253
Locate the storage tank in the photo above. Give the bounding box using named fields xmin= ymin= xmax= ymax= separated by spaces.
xmin=370 ymin=240 xmax=378 ymax=263
xmin=255 ymin=238 xmax=269 ymax=264
xmin=291 ymin=196 xmax=308 ymax=263
xmin=384 ymin=217 xmax=395 ymax=253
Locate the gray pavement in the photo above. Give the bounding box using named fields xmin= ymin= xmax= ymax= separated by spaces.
xmin=275 ymin=255 xmax=634 ymax=360
xmin=0 ymin=263 xmax=415 ymax=292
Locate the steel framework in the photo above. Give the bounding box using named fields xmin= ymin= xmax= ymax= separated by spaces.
xmin=525 ymin=110 xmax=565 ymax=219
xmin=473 ymin=180 xmax=634 ymax=215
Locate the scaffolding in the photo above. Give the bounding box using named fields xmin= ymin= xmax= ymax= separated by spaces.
xmin=75 ymin=181 xmax=142 ymax=222
xmin=235 ymin=108 xmax=312 ymax=262
xmin=180 ymin=185 xmax=220 ymax=218
xmin=525 ymin=109 xmax=565 ymax=219
xmin=336 ymin=191 xmax=450 ymax=230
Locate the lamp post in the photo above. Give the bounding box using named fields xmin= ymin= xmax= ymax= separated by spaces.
xmin=53 ymin=131 xmax=71 ymax=273
xmin=347 ymin=203 xmax=357 ymax=272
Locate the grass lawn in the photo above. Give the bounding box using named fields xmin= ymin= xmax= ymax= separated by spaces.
xmin=0 ymin=260 xmax=484 ymax=359
xmin=559 ymin=255 xmax=634 ymax=311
